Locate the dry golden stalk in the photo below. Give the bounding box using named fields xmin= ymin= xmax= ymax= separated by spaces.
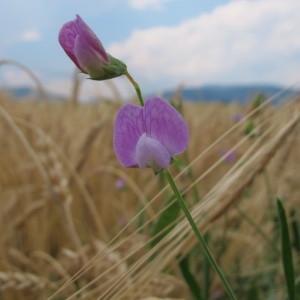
xmin=85 ymin=165 xmax=156 ymax=219
xmin=0 ymin=105 xmax=49 ymax=183
xmin=0 ymin=59 xmax=48 ymax=102
xmin=0 ymin=271 xmax=56 ymax=291
xmin=36 ymin=137 xmax=84 ymax=258
xmin=10 ymin=200 xmax=46 ymax=230
xmin=32 ymin=250 xmax=76 ymax=292
xmin=70 ymin=68 xmax=81 ymax=106
xmin=138 ymin=274 xmax=188 ymax=299
xmin=16 ymin=115 xmax=110 ymax=242
xmin=73 ymin=119 xmax=106 ymax=177
xmin=7 ymin=248 xmax=39 ymax=273
xmin=202 ymin=108 xmax=300 ymax=224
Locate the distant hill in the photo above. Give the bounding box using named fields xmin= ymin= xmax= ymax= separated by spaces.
xmin=1 ymin=86 xmax=64 ymax=101
xmin=6 ymin=86 xmax=33 ymax=98
xmin=2 ymin=84 xmax=298 ymax=104
xmin=162 ymin=84 xmax=298 ymax=104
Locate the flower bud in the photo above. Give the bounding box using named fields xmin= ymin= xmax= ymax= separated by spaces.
xmin=59 ymin=15 xmax=127 ymax=80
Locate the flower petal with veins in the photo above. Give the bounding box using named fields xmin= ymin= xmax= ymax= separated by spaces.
xmin=113 ymin=97 xmax=189 ymax=170
xmin=135 ymin=133 xmax=170 ymax=171
xmin=113 ymin=104 xmax=144 ymax=167
xmin=143 ymin=97 xmax=189 ymax=156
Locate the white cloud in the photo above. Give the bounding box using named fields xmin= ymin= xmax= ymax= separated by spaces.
xmin=20 ymin=29 xmax=41 ymax=41
xmin=128 ymin=0 xmax=173 ymax=10
xmin=109 ymin=0 xmax=300 ymax=92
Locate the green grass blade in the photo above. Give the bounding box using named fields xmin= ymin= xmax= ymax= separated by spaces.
xmin=276 ymin=198 xmax=295 ymax=300
xmin=203 ymin=233 xmax=211 ymax=300
xmin=290 ymin=209 xmax=300 ymax=252
xmin=179 ymin=255 xmax=203 ymax=300
xmin=164 ymin=170 xmax=237 ymax=300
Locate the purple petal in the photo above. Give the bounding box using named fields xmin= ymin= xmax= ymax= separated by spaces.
xmin=74 ymin=34 xmax=107 ymax=74
xmin=58 ymin=15 xmax=109 ymax=73
xmin=135 ymin=134 xmax=170 ymax=171
xmin=220 ymin=150 xmax=237 ymax=163
xmin=58 ymin=20 xmax=82 ymax=70
xmin=115 ymin=178 xmax=126 ymax=189
xmin=143 ymin=97 xmax=189 ymax=156
xmin=75 ymin=15 xmax=109 ymax=64
xmin=113 ymin=104 xmax=144 ymax=167
xmin=232 ymin=113 xmax=244 ymax=123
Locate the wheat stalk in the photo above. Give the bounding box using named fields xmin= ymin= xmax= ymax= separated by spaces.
xmin=13 ymin=116 xmax=110 ymax=241
xmin=0 ymin=59 xmax=48 ymax=102
xmin=36 ymin=136 xmax=85 ymax=259
xmin=0 ymin=271 xmax=56 ymax=291
xmin=70 ymin=68 xmax=81 ymax=105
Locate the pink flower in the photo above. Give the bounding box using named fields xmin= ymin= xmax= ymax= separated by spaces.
xmin=115 ymin=178 xmax=126 ymax=190
xmin=220 ymin=149 xmax=237 ymax=164
xmin=113 ymin=97 xmax=189 ymax=172
xmin=59 ymin=15 xmax=127 ymax=80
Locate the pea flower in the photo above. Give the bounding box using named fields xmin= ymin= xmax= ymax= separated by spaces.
xmin=58 ymin=15 xmax=127 ymax=80
xmin=232 ymin=113 xmax=244 ymax=123
xmin=220 ymin=149 xmax=237 ymax=164
xmin=115 ymin=178 xmax=126 ymax=190
xmin=113 ymin=97 xmax=189 ymax=172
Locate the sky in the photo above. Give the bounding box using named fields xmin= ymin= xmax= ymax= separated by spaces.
xmin=0 ymin=0 xmax=300 ymax=101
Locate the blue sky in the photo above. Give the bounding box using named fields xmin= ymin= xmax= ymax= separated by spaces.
xmin=1 ymin=0 xmax=300 ymax=100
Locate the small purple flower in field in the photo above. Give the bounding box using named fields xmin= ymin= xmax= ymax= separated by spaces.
xmin=115 ymin=178 xmax=126 ymax=190
xmin=58 ymin=15 xmax=127 ymax=80
xmin=113 ymin=97 xmax=189 ymax=173
xmin=232 ymin=113 xmax=244 ymax=123
xmin=117 ymin=214 xmax=127 ymax=226
xmin=220 ymin=149 xmax=237 ymax=164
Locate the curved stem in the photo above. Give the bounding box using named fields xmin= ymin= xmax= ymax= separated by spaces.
xmin=164 ymin=169 xmax=237 ymax=300
xmin=125 ymin=72 xmax=144 ymax=106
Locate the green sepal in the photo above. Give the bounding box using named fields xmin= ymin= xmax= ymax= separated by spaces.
xmin=88 ymin=54 xmax=127 ymax=81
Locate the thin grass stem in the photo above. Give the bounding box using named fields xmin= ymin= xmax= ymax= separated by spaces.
xmin=164 ymin=169 xmax=237 ymax=300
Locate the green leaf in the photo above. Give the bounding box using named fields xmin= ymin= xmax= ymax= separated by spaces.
xmin=290 ymin=209 xmax=300 ymax=252
xmin=252 ymin=93 xmax=266 ymax=108
xmin=246 ymin=280 xmax=259 ymax=300
xmin=244 ymin=121 xmax=255 ymax=137
xmin=203 ymin=233 xmax=211 ymax=300
xmin=179 ymin=255 xmax=203 ymax=300
xmin=276 ymin=198 xmax=295 ymax=300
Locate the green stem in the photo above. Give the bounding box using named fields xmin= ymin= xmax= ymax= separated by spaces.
xmin=125 ymin=72 xmax=144 ymax=106
xmin=164 ymin=169 xmax=237 ymax=300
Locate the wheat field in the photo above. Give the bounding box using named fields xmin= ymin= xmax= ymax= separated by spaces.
xmin=0 ymin=80 xmax=299 ymax=299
